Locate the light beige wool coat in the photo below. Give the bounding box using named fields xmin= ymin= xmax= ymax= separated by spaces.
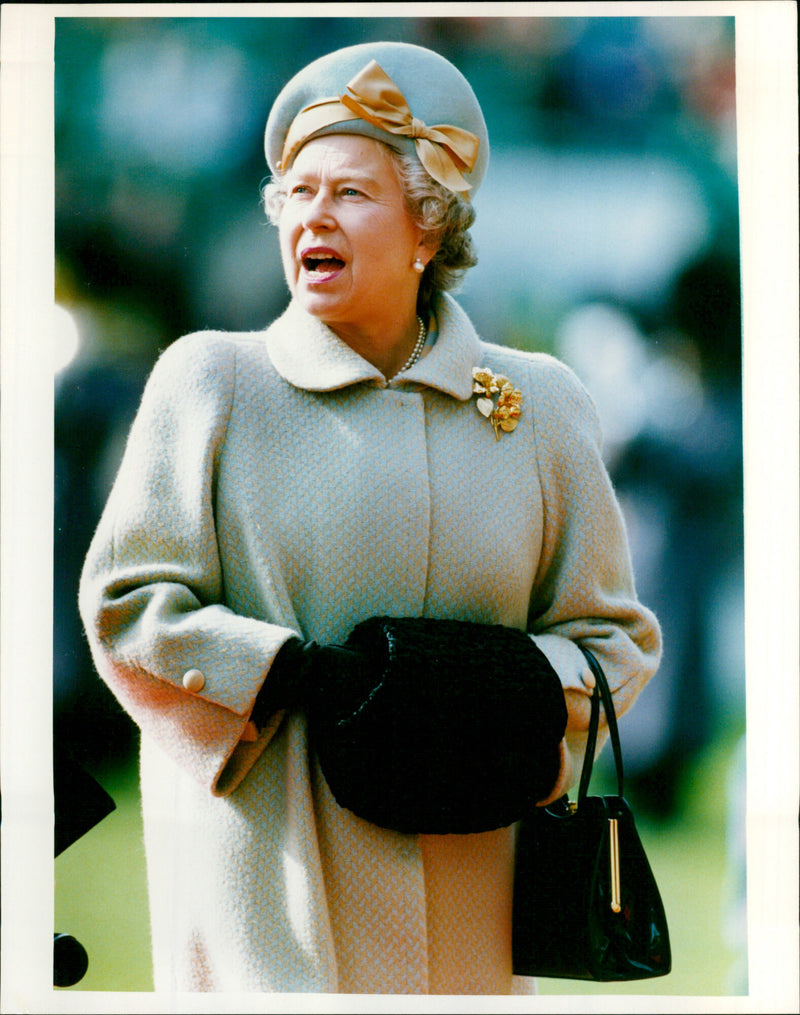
xmin=79 ymin=293 xmax=661 ymax=995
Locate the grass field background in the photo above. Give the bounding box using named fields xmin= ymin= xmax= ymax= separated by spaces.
xmin=54 ymin=727 xmax=746 ymax=999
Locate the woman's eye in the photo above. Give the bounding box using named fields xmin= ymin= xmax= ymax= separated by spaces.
xmin=342 ymin=187 xmax=361 ymax=197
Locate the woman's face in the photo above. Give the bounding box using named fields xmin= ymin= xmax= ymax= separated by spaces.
xmin=278 ymin=134 xmax=429 ymax=339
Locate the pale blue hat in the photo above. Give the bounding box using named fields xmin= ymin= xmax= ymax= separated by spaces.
xmin=265 ymin=41 xmax=489 ymax=195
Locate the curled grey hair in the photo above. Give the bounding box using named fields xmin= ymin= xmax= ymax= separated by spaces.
xmin=261 ymin=146 xmax=477 ymax=313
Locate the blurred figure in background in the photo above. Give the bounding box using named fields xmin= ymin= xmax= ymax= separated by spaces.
xmin=555 ymin=245 xmax=743 ymax=818
xmin=617 ymin=247 xmax=743 ymax=817
xmin=54 ymin=294 xmax=160 ymax=772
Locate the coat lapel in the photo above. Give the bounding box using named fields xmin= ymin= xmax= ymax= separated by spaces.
xmin=265 ymin=293 xmax=484 ymax=401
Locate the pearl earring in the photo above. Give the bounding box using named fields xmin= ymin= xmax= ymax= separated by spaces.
xmin=413 ymin=258 xmax=425 ymax=273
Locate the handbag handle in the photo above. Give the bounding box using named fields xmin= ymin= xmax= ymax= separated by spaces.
xmin=576 ymin=646 xmax=624 ymax=804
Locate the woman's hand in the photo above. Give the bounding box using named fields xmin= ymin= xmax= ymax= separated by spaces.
xmin=250 ymin=637 xmax=371 ymax=731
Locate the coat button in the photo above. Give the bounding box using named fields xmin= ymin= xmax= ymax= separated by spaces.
xmin=182 ymin=668 xmax=205 ymax=693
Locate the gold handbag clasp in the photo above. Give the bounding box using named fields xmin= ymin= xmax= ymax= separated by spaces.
xmin=609 ymin=817 xmax=621 ymax=913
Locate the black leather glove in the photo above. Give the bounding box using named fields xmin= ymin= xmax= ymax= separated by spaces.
xmin=250 ymin=637 xmax=372 ymax=731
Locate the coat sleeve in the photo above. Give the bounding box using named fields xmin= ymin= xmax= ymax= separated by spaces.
xmin=78 ymin=332 xmax=297 ymax=796
xmin=524 ymin=355 xmax=662 ymax=780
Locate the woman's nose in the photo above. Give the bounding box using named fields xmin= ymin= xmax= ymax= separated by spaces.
xmin=301 ymin=191 xmax=335 ymax=231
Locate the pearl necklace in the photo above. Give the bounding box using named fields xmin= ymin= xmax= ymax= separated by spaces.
xmin=397 ymin=316 xmax=427 ymax=375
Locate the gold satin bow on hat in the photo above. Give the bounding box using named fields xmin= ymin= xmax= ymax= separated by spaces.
xmin=279 ymin=60 xmax=481 ymax=194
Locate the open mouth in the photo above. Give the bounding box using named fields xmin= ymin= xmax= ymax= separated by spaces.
xmin=302 ymin=250 xmax=346 ymax=277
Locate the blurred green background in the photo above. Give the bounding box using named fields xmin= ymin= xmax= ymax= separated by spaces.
xmin=52 ymin=14 xmax=746 ymax=998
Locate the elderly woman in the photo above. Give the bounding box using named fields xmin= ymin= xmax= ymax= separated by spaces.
xmin=79 ymin=41 xmax=661 ymax=995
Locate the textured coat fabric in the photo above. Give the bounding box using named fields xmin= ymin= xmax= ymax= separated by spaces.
xmin=79 ymin=293 xmax=661 ymax=995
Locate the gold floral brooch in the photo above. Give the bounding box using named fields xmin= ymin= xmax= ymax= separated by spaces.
xmin=472 ymin=367 xmax=523 ymax=440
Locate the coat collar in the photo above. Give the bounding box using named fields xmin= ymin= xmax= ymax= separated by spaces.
xmin=265 ymin=293 xmax=483 ymax=401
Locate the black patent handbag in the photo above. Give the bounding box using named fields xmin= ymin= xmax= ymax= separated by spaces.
xmin=512 ymin=646 xmax=672 ymax=981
